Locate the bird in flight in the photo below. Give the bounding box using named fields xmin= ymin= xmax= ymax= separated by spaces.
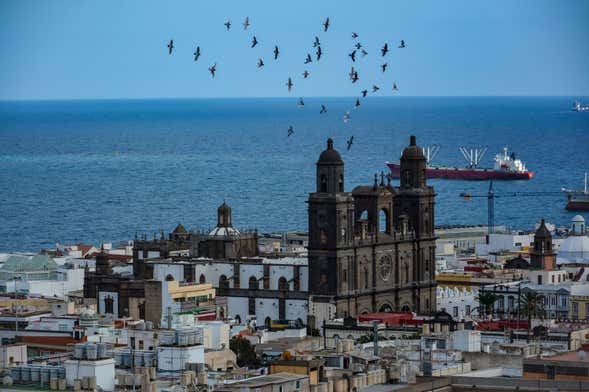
xmin=347 ymin=136 xmax=354 ymax=150
xmin=349 ymin=66 xmax=356 ymax=80
xmin=351 ymin=71 xmax=359 ymax=84
xmin=224 ymin=20 xmax=231 ymax=30
xmin=243 ymin=16 xmax=250 ymax=30
xmin=257 ymin=58 xmax=264 ymax=68
xmin=286 ymin=77 xmax=293 ymax=92
xmin=320 ymin=105 xmax=327 ymax=114
xmin=298 ymin=97 xmax=305 ymax=108
xmin=361 ymin=89 xmax=368 ymax=97
xmin=323 ymin=17 xmax=330 ymax=32
xmin=287 ymin=125 xmax=294 ymax=137
xmin=354 ymin=98 xmax=360 ymax=109
xmin=313 ymin=36 xmax=320 ymax=48
xmin=193 ymin=46 xmax=201 ymax=61
xmin=251 ymin=36 xmax=258 ymax=48
xmin=344 ymin=111 xmax=351 ymax=123
xmin=303 ymin=70 xmax=310 ymax=78
xmin=349 ymin=50 xmax=356 ymax=62
xmin=372 ymin=84 xmax=380 ymax=92
xmin=305 ymin=53 xmax=312 ymax=64
xmin=209 ymin=63 xmax=217 ymax=78
xmin=399 ymin=40 xmax=405 ymax=48
xmin=381 ymin=43 xmax=388 ymax=56
xmin=316 ymin=46 xmax=322 ymax=61
xmin=352 ymin=32 xmax=359 ymax=39
xmin=167 ymin=39 xmax=174 ymax=55
xmin=274 ymin=46 xmax=279 ymax=60
xmin=392 ymin=83 xmax=398 ymax=91
xmin=355 ymin=42 xmax=362 ymax=50
xmin=361 ymin=49 xmax=368 ymax=57
xmin=381 ymin=62 xmax=388 ymax=73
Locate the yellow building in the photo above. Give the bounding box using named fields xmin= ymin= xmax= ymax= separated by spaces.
xmin=435 ymin=272 xmax=474 ymax=290
xmin=269 ymin=359 xmax=322 ymax=386
xmin=570 ymin=284 xmax=589 ymax=321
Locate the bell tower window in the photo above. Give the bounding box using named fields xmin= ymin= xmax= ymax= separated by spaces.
xmin=321 ymin=174 xmax=328 ymax=192
xmin=339 ymin=174 xmax=344 ymax=192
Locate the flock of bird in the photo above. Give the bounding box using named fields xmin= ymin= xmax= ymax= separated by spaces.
xmin=166 ymin=16 xmax=406 ymax=150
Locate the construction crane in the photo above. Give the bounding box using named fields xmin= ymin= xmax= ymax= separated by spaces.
xmin=460 ymin=181 xmax=561 ymax=235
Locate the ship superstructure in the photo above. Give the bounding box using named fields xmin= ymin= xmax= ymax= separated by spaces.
xmin=563 ymin=173 xmax=589 ymax=211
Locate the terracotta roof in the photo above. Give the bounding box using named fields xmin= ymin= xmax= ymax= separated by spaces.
xmin=76 ymin=244 xmax=94 ymax=254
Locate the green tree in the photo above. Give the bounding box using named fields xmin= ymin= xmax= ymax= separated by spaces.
xmin=519 ymin=290 xmax=545 ymax=342
xmin=229 ymin=336 xmax=261 ymax=368
xmin=476 ymin=292 xmax=498 ymax=318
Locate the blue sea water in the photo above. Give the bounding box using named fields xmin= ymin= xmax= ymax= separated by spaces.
xmin=0 ymin=96 xmax=588 ymax=252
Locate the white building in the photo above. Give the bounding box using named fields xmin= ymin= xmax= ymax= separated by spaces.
xmin=150 ymin=256 xmax=309 ymax=326
xmin=157 ymin=344 xmax=204 ymax=371
xmin=436 ymin=286 xmax=478 ymax=321
xmin=0 ymin=255 xmax=84 ymax=298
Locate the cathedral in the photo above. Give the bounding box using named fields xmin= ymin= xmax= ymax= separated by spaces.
xmin=308 ymin=136 xmax=437 ymax=317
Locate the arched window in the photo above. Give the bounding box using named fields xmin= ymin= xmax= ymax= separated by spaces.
xmin=363 ymin=267 xmax=369 ymax=289
xmin=360 ymin=210 xmax=368 ymax=220
xmin=379 ymin=304 xmax=392 ymax=313
xmin=404 ymin=263 xmax=409 ymax=284
xmin=379 ymin=209 xmax=389 ymax=234
xmin=249 ymin=276 xmax=258 ymax=290
xmin=265 ymin=316 xmax=271 ymax=328
xmin=320 ymin=229 xmax=327 ymax=245
xmin=338 ymin=174 xmax=344 ymax=192
xmin=321 ymin=175 xmax=327 ymax=192
xmin=199 ymin=274 xmax=206 ymax=284
xmin=104 ymin=296 xmax=114 ymax=314
xmin=219 ymin=275 xmax=229 ymax=289
xmin=234 ymin=315 xmax=241 ymax=324
xmin=278 ymin=277 xmax=289 ymax=291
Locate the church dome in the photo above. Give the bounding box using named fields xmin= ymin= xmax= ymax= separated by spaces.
xmin=401 ymin=136 xmax=425 ymax=160
xmin=80 ymin=308 xmax=98 ymax=322
xmin=559 ymin=215 xmax=589 ymax=263
xmin=318 ymin=138 xmax=343 ymax=164
xmin=208 ymin=226 xmax=240 ymax=238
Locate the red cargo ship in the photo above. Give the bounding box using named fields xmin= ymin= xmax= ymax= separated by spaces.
xmin=387 ymin=146 xmax=534 ymax=181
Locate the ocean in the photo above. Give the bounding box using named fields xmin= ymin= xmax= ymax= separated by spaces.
xmin=0 ymin=96 xmax=588 ymax=252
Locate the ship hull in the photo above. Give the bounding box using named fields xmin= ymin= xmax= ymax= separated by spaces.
xmin=387 ymin=163 xmax=534 ymax=180
xmin=566 ymin=201 xmax=589 ymax=211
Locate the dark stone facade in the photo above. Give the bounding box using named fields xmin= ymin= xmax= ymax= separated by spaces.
xmin=132 ymin=202 xmax=259 ymax=279
xmin=308 ymin=136 xmax=437 ymax=317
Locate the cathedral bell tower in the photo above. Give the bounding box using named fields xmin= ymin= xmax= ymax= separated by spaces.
xmin=394 ymin=135 xmax=434 ymax=238
xmin=530 ymin=218 xmax=556 ymax=270
xmin=308 ymin=138 xmax=354 ymax=297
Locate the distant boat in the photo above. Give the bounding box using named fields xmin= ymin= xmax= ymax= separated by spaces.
xmin=572 ymin=101 xmax=589 ymax=112
xmin=387 ymin=146 xmax=534 ymax=181
xmin=563 ymin=173 xmax=589 ymax=211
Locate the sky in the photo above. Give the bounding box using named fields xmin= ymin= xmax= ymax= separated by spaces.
xmin=1 ymin=0 xmax=588 ymax=100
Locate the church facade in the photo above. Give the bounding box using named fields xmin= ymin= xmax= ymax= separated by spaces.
xmin=308 ymin=136 xmax=437 ymax=318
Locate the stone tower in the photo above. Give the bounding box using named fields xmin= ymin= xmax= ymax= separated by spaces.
xmin=308 ymin=138 xmax=355 ymax=297
xmin=530 ymin=218 xmax=556 ymax=270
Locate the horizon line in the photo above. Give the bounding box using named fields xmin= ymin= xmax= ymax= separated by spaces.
xmin=1 ymin=94 xmax=588 ymax=103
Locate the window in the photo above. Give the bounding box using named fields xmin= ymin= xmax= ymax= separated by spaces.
xmin=249 ymin=276 xmax=258 ymax=290
xmin=248 ymin=297 xmax=255 ymax=315
xmin=453 ymin=307 xmax=458 ymax=317
xmin=498 ymin=297 xmax=504 ymax=311
xmin=104 ymin=296 xmax=114 ymax=314
xmin=278 ymin=277 xmax=289 ymax=291
xmin=585 ymin=303 xmax=589 ymax=319
xmin=537 ymin=275 xmax=542 ymax=285
xmin=573 ymin=302 xmax=579 ymax=318
xmin=551 ymin=275 xmax=555 ymax=284
xmin=321 ymin=175 xmax=327 ymax=192
xmin=199 ymin=274 xmax=206 ymax=284
xmin=465 ymin=305 xmax=471 ymax=315
xmin=338 ymin=174 xmax=344 ymax=192
xmin=219 ymin=275 xmax=229 ymax=289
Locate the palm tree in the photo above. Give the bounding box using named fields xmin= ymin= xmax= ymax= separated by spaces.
xmin=476 ymin=292 xmax=498 ymax=319
xmin=519 ymin=290 xmax=545 ymax=342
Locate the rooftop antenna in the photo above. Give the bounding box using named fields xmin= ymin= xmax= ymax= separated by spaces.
xmin=459 ymin=145 xmax=488 ymax=168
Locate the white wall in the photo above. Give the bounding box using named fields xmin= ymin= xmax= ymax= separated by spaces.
xmin=157 ymin=345 xmax=204 ymax=371
xmin=64 ymin=359 xmax=115 ymax=391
